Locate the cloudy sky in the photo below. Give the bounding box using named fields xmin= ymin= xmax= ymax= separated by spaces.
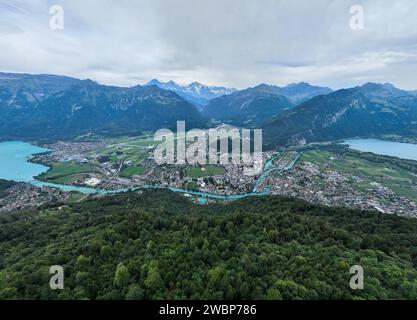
xmin=1 ymin=0 xmax=417 ymax=89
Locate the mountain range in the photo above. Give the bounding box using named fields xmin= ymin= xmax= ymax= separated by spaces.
xmin=1 ymin=72 xmax=416 ymax=147
xmin=0 ymin=72 xmax=81 ymax=108
xmin=202 ymin=82 xmax=332 ymax=126
xmin=145 ymin=79 xmax=236 ymax=108
xmin=202 ymin=87 xmax=294 ymax=126
xmin=251 ymin=82 xmax=333 ymax=104
xmin=0 ymin=73 xmax=205 ymax=140
xmin=263 ymin=82 xmax=417 ymax=148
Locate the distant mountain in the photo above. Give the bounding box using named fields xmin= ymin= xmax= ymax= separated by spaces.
xmin=0 ymin=76 xmax=206 ymax=140
xmin=203 ymin=86 xmax=294 ymax=127
xmin=359 ymin=82 xmax=410 ymax=98
xmin=145 ymin=79 xmax=236 ymax=107
xmin=263 ymin=83 xmax=417 ymax=148
xmin=253 ymin=82 xmax=333 ymax=104
xmin=2 ymin=73 xmax=416 ymax=145
xmin=203 ymin=82 xmax=332 ymax=127
xmin=0 ymin=72 xmax=81 ymax=108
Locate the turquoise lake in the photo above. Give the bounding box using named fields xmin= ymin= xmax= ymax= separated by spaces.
xmin=345 ymin=138 xmax=417 ymax=161
xmin=0 ymin=141 xmax=50 ymax=182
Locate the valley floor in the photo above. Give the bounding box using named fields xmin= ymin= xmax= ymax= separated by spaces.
xmin=1 ymin=134 xmax=416 ymax=218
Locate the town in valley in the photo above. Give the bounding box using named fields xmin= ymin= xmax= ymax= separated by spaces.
xmin=2 ymin=133 xmax=416 ymax=218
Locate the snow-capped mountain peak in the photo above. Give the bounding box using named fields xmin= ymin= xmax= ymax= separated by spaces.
xmin=144 ymin=79 xmax=236 ymax=106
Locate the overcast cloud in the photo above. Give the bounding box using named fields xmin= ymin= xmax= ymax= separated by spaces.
xmin=1 ymin=0 xmax=417 ymax=89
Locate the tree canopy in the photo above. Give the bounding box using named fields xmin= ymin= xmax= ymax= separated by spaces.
xmin=1 ymin=190 xmax=417 ymax=300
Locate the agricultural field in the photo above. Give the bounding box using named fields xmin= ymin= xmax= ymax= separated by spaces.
xmin=38 ymin=161 xmax=99 ymax=182
xmin=92 ymin=135 xmax=156 ymax=165
xmin=186 ymin=165 xmax=226 ymax=178
xmin=120 ymin=165 xmax=145 ymax=178
xmin=34 ymin=135 xmax=156 ymax=185
xmin=273 ymin=151 xmax=299 ymax=168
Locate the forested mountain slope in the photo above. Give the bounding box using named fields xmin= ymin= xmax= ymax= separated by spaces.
xmin=0 ymin=80 xmax=206 ymax=140
xmin=203 ymin=87 xmax=294 ymax=126
xmin=263 ymin=83 xmax=417 ymax=148
xmin=1 ymin=190 xmax=417 ymax=300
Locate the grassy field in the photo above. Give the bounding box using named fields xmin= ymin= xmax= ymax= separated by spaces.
xmin=39 ymin=135 xmax=156 ymax=184
xmin=39 ymin=162 xmax=98 ymax=181
xmin=300 ymin=149 xmax=417 ymax=201
xmin=99 ymin=134 xmax=159 ymax=147
xmin=120 ymin=165 xmax=145 ymax=178
xmin=66 ymin=192 xmax=85 ymax=203
xmin=184 ymin=180 xmax=199 ymax=191
xmin=124 ymin=136 xmax=158 ymax=147
xmin=274 ymin=151 xmax=299 ymax=167
xmin=50 ymin=175 xmax=84 ymax=184
xmin=93 ymin=135 xmax=154 ymax=165
xmin=186 ymin=165 xmax=226 ymax=178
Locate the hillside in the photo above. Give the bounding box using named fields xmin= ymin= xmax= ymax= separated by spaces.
xmin=0 ymin=78 xmax=206 ymax=140
xmin=203 ymin=82 xmax=333 ymax=127
xmin=0 ymin=180 xmax=16 ymax=198
xmin=263 ymin=83 xmax=417 ymax=148
xmin=253 ymin=82 xmax=333 ymax=104
xmin=1 ymin=190 xmax=417 ymax=300
xmin=203 ymin=87 xmax=294 ymax=127
xmin=0 ymin=72 xmax=81 ymax=108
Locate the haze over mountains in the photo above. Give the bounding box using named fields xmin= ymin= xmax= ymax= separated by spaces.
xmin=1 ymin=72 xmax=416 ymax=146
xmin=251 ymin=82 xmax=333 ymax=104
xmin=145 ymin=79 xmax=237 ymax=108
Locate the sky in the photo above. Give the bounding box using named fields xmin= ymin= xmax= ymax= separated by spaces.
xmin=1 ymin=0 xmax=417 ymax=89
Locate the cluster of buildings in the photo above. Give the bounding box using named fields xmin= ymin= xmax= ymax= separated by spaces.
xmin=16 ymin=139 xmax=416 ymax=218
xmin=0 ymin=182 xmax=71 ymax=213
xmin=269 ymin=162 xmax=417 ymax=218
xmin=32 ymin=141 xmax=105 ymax=164
xmin=130 ymin=161 xmax=256 ymax=195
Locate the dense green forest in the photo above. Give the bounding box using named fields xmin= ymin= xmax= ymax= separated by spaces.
xmin=1 ymin=190 xmax=417 ymax=300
